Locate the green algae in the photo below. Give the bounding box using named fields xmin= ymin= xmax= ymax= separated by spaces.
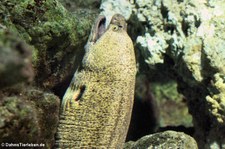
xmin=1 ymin=0 xmax=96 ymax=89
xmin=0 ymin=88 xmax=60 ymax=148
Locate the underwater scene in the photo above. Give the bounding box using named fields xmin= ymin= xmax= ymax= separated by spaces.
xmin=0 ymin=0 xmax=225 ymax=149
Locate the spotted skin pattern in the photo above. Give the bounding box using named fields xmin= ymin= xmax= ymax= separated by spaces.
xmin=56 ymin=14 xmax=136 ymax=148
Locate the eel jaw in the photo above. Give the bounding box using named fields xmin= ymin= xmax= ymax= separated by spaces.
xmin=92 ymin=15 xmax=107 ymax=43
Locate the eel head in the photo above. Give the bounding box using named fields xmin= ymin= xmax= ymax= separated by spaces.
xmin=89 ymin=14 xmax=127 ymax=44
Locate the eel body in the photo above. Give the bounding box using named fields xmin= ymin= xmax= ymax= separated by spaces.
xmin=56 ymin=14 xmax=136 ymax=148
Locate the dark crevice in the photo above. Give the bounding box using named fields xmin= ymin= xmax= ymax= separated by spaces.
xmin=195 ymin=17 xmax=201 ymax=28
xmin=181 ymin=20 xmax=189 ymax=36
xmin=177 ymin=0 xmax=184 ymax=3
xmin=160 ymin=3 xmax=169 ymax=19
xmin=164 ymin=24 xmax=176 ymax=35
xmin=157 ymin=126 xmax=195 ymax=137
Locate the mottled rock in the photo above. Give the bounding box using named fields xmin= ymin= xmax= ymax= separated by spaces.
xmin=100 ymin=0 xmax=132 ymax=27
xmin=26 ymin=89 xmax=60 ymax=148
xmin=0 ymin=88 xmax=60 ymax=148
xmin=0 ymin=0 xmax=96 ymax=91
xmin=2 ymin=0 xmax=225 ymax=148
xmin=124 ymin=130 xmax=198 ymax=149
xmin=0 ymin=0 xmax=100 ymax=147
xmin=131 ymin=0 xmax=225 ymax=148
xmin=0 ymin=95 xmax=39 ymax=143
xmin=59 ymin=0 xmax=101 ymax=11
xmin=0 ymin=26 xmax=34 ymax=89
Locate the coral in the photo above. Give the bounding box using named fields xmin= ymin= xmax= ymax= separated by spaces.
xmin=124 ymin=130 xmax=198 ymax=149
xmin=131 ymin=0 xmax=225 ymax=148
xmin=100 ymin=0 xmax=132 ymax=27
xmin=136 ymin=33 xmax=167 ymax=67
xmin=1 ymin=0 xmax=224 ymax=148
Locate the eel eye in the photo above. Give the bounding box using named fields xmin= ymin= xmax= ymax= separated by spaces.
xmin=112 ymin=25 xmax=123 ymax=31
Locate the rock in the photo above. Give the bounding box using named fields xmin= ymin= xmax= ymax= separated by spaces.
xmin=1 ymin=0 xmax=224 ymax=148
xmin=100 ymin=0 xmax=133 ymax=27
xmin=26 ymin=89 xmax=60 ymax=148
xmin=0 ymin=95 xmax=39 ymax=144
xmin=0 ymin=26 xmax=34 ymax=89
xmin=0 ymin=88 xmax=60 ymax=148
xmin=124 ymin=130 xmax=198 ymax=149
xmin=130 ymin=0 xmax=225 ymax=148
xmin=0 ymin=0 xmax=99 ymax=147
xmin=59 ymin=0 xmax=101 ymax=11
xmin=0 ymin=0 xmax=96 ymax=92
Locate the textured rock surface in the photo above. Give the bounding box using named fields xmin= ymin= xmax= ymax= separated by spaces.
xmin=0 ymin=0 xmax=88 ymax=147
xmin=124 ymin=130 xmax=198 ymax=149
xmin=59 ymin=0 xmax=101 ymax=11
xmin=0 ymin=88 xmax=60 ymax=148
xmin=131 ymin=0 xmax=225 ymax=148
xmin=0 ymin=0 xmax=96 ymax=91
xmin=0 ymin=26 xmax=34 ymax=89
xmin=100 ymin=0 xmax=132 ymax=27
xmin=1 ymin=0 xmax=225 ymax=148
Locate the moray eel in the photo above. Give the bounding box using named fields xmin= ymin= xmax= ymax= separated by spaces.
xmin=55 ymin=14 xmax=136 ymax=148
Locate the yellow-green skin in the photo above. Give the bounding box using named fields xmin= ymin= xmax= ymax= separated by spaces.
xmin=56 ymin=14 xmax=136 ymax=148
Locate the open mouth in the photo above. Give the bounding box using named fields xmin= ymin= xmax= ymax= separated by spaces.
xmin=92 ymin=15 xmax=106 ymax=43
